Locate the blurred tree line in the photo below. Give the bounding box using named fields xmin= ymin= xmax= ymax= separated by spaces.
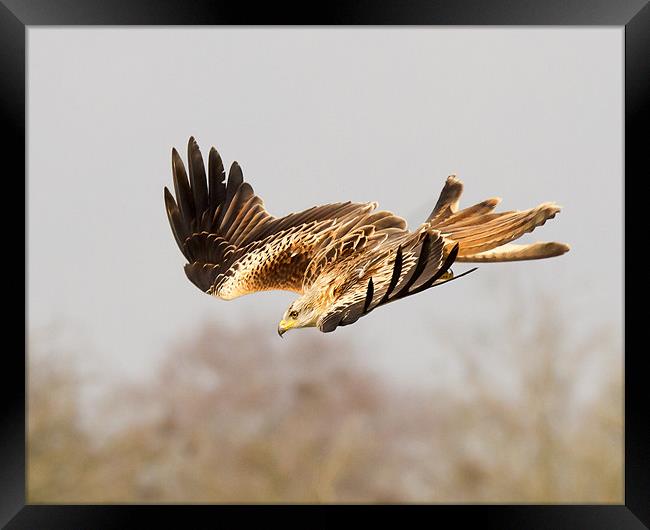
xmin=28 ymin=301 xmax=622 ymax=503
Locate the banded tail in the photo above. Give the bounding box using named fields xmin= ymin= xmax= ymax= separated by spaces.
xmin=426 ymin=175 xmax=570 ymax=262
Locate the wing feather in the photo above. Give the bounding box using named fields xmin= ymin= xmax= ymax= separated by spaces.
xmin=208 ymin=146 xmax=226 ymax=209
xmin=188 ymin=137 xmax=209 ymax=219
xmin=317 ymin=231 xmax=469 ymax=333
xmin=164 ymin=139 xmax=408 ymax=298
xmin=171 ymin=148 xmax=194 ymax=232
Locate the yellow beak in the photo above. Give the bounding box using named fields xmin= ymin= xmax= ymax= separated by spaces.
xmin=277 ymin=319 xmax=297 ymax=337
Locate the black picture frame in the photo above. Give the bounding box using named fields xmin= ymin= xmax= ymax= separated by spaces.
xmin=4 ymin=1 xmax=646 ymax=528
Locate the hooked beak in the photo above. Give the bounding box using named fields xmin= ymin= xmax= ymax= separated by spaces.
xmin=277 ymin=319 xmax=296 ymax=338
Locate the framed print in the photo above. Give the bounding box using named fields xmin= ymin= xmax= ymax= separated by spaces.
xmin=3 ymin=0 xmax=647 ymax=527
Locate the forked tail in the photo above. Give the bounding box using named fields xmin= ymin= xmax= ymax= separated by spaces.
xmin=425 ymin=175 xmax=570 ymax=262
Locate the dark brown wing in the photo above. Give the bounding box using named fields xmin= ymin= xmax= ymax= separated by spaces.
xmin=317 ymin=231 xmax=477 ymax=333
xmin=164 ymin=138 xmax=408 ymax=299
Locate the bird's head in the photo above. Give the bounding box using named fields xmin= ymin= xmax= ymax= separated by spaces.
xmin=278 ymin=295 xmax=321 ymax=337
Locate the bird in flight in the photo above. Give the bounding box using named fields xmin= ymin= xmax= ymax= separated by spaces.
xmin=164 ymin=138 xmax=569 ymax=336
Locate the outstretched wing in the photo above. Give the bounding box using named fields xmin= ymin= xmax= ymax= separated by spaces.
xmin=164 ymin=138 xmax=408 ymax=299
xmin=317 ymin=231 xmax=477 ymax=332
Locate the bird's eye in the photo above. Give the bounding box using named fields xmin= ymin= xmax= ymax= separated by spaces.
xmin=289 ymin=310 xmax=299 ymax=319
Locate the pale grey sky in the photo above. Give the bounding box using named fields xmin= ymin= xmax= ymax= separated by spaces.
xmin=28 ymin=28 xmax=622 ymax=385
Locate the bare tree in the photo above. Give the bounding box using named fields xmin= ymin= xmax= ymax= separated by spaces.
xmin=28 ymin=297 xmax=622 ymax=503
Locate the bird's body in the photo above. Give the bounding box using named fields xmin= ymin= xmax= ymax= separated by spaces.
xmin=164 ymin=138 xmax=569 ymax=335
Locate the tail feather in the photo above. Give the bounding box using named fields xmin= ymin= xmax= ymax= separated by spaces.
xmin=433 ymin=198 xmax=502 ymax=230
xmin=449 ymin=203 xmax=561 ymax=255
xmin=457 ymin=241 xmax=570 ymax=262
xmin=426 ymin=176 xmax=569 ymax=262
xmin=426 ymin=175 xmax=463 ymax=224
